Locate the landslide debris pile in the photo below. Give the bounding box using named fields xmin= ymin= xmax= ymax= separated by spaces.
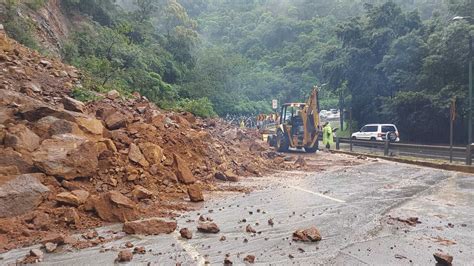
xmin=0 ymin=27 xmax=286 ymax=252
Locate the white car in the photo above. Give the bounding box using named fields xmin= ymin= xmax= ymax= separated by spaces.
xmin=351 ymin=124 xmax=400 ymax=142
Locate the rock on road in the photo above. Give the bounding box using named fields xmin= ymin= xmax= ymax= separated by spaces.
xmin=1 ymin=154 xmax=473 ymax=265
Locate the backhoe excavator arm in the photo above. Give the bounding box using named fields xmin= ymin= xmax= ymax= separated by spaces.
xmin=301 ymin=86 xmax=320 ymax=146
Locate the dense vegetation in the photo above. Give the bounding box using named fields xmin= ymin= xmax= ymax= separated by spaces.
xmin=2 ymin=0 xmax=473 ymax=143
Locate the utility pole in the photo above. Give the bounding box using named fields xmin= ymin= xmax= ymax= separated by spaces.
xmin=469 ymin=34 xmax=473 ymax=146
xmin=469 ymin=34 xmax=473 ymax=165
xmin=452 ymin=16 xmax=473 ymax=164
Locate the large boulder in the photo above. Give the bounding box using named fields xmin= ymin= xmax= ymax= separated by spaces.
xmin=89 ymin=191 xmax=138 ymax=222
xmin=172 ymin=154 xmax=196 ymax=184
xmin=0 ymin=106 xmax=15 ymax=124
xmin=56 ymin=190 xmax=89 ymax=206
xmin=4 ymin=124 xmax=40 ymax=153
xmin=139 ymin=142 xmax=164 ymax=165
xmin=33 ymin=116 xmax=83 ymax=139
xmin=0 ymin=174 xmax=50 ymax=218
xmin=74 ymin=117 xmax=104 ymax=136
xmin=32 ymin=134 xmax=98 ymax=180
xmin=187 ymin=184 xmax=204 ymax=202
xmin=0 ymin=148 xmax=36 ymax=174
xmin=61 ymin=97 xmax=85 ymax=113
xmin=19 ymin=105 xmax=76 ymax=122
xmin=122 ymin=218 xmax=177 ymax=235
xmin=128 ymin=143 xmax=149 ymax=167
xmin=105 ymin=112 xmax=128 ymax=130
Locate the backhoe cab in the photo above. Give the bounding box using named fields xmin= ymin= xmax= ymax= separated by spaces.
xmin=270 ymin=86 xmax=321 ymax=153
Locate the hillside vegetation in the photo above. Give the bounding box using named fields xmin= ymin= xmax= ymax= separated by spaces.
xmin=1 ymin=0 xmax=473 ymax=143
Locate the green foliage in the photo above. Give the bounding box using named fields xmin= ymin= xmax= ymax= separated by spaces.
xmin=177 ymin=97 xmax=217 ymax=118
xmin=4 ymin=0 xmax=470 ymax=142
xmin=24 ymin=0 xmax=47 ymax=10
xmin=3 ymin=0 xmax=39 ymax=49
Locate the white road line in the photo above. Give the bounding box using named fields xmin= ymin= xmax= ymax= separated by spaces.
xmin=277 ymin=181 xmax=346 ymax=203
xmin=172 ymin=231 xmax=206 ymax=265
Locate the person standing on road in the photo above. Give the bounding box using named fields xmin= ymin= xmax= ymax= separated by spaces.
xmin=322 ymin=122 xmax=333 ymax=151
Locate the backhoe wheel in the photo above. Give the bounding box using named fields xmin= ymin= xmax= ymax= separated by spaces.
xmin=304 ymin=145 xmax=318 ymax=153
xmin=276 ymin=130 xmax=289 ymax=152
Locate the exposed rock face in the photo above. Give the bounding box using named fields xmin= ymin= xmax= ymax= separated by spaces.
xmin=4 ymin=124 xmax=40 ymax=153
xmin=173 ymin=154 xmax=196 ymax=184
xmin=122 ymin=218 xmax=177 ymax=235
xmin=89 ymin=191 xmax=138 ymax=222
xmin=0 ymin=174 xmax=49 ymax=218
xmin=32 ymin=134 xmax=98 ymax=180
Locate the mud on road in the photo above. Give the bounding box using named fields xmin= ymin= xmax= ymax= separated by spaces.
xmin=2 ymin=153 xmax=473 ymax=265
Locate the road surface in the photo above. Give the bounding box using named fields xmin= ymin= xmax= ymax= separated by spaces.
xmin=2 ymin=154 xmax=473 ymax=265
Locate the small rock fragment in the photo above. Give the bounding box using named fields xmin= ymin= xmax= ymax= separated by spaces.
xmin=197 ymin=222 xmax=220 ymax=233
xmin=292 ymin=226 xmax=322 ymax=242
xmin=133 ymin=246 xmax=146 ymax=254
xmin=243 ymin=255 xmax=255 ymax=263
xmin=116 ymin=250 xmax=133 ymax=262
xmin=246 ymin=224 xmax=256 ymax=234
xmin=224 ymin=257 xmax=233 ymax=265
xmin=179 ymin=228 xmax=193 ymax=239
xmin=433 ymin=252 xmax=453 ymax=266
xmin=107 ymin=90 xmax=120 ymax=100
xmin=44 ymin=242 xmax=57 ymax=253
xmin=30 ymin=248 xmax=43 ymax=259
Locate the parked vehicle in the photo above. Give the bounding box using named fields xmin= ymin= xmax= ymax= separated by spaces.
xmin=351 ymin=124 xmax=400 ymax=142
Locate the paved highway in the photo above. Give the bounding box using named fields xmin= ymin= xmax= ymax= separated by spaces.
xmin=2 ymin=154 xmax=473 ymax=265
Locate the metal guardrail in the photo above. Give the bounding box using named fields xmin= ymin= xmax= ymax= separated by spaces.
xmin=335 ymin=137 xmax=474 ymax=166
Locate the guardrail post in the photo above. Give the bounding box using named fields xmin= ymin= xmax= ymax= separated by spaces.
xmin=336 ymin=137 xmax=340 ymax=150
xmin=384 ymin=140 xmax=389 ymax=156
xmin=467 ymin=144 xmax=473 ymax=165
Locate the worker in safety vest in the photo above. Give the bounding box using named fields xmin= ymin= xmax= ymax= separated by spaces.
xmin=240 ymin=120 xmax=245 ymax=129
xmin=322 ymin=122 xmax=333 ymax=150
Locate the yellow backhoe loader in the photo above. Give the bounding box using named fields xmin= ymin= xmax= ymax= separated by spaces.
xmin=268 ymin=86 xmax=321 ymax=153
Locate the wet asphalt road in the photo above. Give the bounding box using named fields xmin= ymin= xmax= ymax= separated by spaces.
xmin=2 ymin=157 xmax=473 ymax=265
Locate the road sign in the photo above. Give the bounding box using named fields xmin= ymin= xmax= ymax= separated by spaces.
xmin=272 ymin=99 xmax=278 ymax=109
